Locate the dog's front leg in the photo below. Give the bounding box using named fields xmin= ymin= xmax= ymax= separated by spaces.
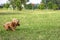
xmin=10 ymin=26 xmax=15 ymax=31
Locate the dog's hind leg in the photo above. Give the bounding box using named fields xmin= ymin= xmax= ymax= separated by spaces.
xmin=4 ymin=25 xmax=9 ymax=31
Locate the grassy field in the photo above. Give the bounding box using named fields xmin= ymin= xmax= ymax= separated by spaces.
xmin=0 ymin=9 xmax=60 ymax=40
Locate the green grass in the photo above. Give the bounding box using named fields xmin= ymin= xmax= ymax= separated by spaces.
xmin=0 ymin=9 xmax=60 ymax=40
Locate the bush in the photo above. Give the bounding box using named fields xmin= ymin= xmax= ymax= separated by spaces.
xmin=47 ymin=1 xmax=53 ymax=9
xmin=3 ymin=4 xmax=10 ymax=8
xmin=52 ymin=4 xmax=58 ymax=10
xmin=25 ymin=4 xmax=32 ymax=9
xmin=47 ymin=1 xmax=59 ymax=10
xmin=0 ymin=5 xmax=3 ymax=8
xmin=38 ymin=3 xmax=45 ymax=9
xmin=17 ymin=6 xmax=22 ymax=10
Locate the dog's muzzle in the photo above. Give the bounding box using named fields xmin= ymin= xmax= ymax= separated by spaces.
xmin=17 ymin=23 xmax=20 ymax=26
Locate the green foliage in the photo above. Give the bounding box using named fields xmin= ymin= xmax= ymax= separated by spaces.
xmin=47 ymin=1 xmax=59 ymax=10
xmin=9 ymin=0 xmax=26 ymax=10
xmin=52 ymin=4 xmax=58 ymax=10
xmin=3 ymin=4 xmax=10 ymax=8
xmin=15 ymin=0 xmax=22 ymax=10
xmin=0 ymin=6 xmax=3 ymax=8
xmin=25 ymin=4 xmax=39 ymax=10
xmin=42 ymin=0 xmax=60 ymax=9
xmin=47 ymin=1 xmax=53 ymax=9
xmin=38 ymin=3 xmax=46 ymax=9
xmin=25 ymin=4 xmax=32 ymax=9
xmin=21 ymin=0 xmax=26 ymax=5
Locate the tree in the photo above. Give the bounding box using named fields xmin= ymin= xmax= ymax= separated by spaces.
xmin=9 ymin=0 xmax=26 ymax=10
xmin=3 ymin=2 xmax=10 ymax=8
xmin=42 ymin=0 xmax=60 ymax=9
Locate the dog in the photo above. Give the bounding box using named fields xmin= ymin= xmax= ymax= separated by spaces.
xmin=4 ymin=18 xmax=20 ymax=31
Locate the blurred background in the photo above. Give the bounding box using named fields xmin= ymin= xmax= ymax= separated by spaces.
xmin=0 ymin=0 xmax=60 ymax=10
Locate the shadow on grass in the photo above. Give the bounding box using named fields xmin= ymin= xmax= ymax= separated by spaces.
xmin=0 ymin=13 xmax=21 ymax=15
xmin=0 ymin=27 xmax=31 ymax=33
xmin=16 ymin=28 xmax=31 ymax=31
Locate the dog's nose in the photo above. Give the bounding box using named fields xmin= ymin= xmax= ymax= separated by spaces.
xmin=18 ymin=24 xmax=20 ymax=26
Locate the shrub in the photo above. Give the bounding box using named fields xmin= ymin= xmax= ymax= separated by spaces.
xmin=47 ymin=1 xmax=53 ymax=9
xmin=25 ymin=4 xmax=32 ymax=9
xmin=52 ymin=4 xmax=58 ymax=10
xmin=38 ymin=3 xmax=45 ymax=9
xmin=3 ymin=4 xmax=10 ymax=8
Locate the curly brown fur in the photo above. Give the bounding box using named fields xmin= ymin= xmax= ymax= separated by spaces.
xmin=4 ymin=18 xmax=20 ymax=31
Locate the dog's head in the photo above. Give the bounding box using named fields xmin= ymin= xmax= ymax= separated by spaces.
xmin=16 ymin=20 xmax=20 ymax=26
xmin=12 ymin=18 xmax=20 ymax=26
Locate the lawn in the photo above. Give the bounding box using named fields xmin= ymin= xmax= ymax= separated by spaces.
xmin=0 ymin=9 xmax=60 ymax=40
